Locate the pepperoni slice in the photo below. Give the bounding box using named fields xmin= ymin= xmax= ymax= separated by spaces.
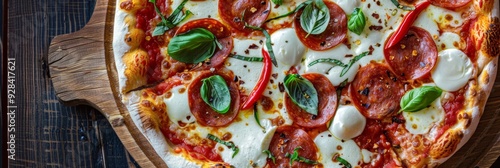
xmin=294 ymin=1 xmax=347 ymax=51
xmin=349 ymin=62 xmax=406 ymax=119
xmin=268 ymin=126 xmax=318 ymax=168
xmin=284 ymin=73 xmax=337 ymax=128
xmin=384 ymin=26 xmax=438 ymax=80
xmin=218 ymin=0 xmax=271 ymax=35
xmin=175 ymin=19 xmax=234 ymax=70
xmin=430 ymin=0 xmax=472 ymax=9
xmin=188 ymin=70 xmax=240 ymax=127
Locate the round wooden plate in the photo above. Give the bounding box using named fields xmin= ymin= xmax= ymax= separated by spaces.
xmin=47 ymin=0 xmax=500 ymax=167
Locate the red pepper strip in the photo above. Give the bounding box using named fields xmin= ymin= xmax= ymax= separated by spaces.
xmin=384 ymin=1 xmax=431 ymax=49
xmin=241 ymin=48 xmax=273 ymax=110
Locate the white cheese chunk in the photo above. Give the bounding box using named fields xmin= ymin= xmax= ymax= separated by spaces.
xmin=266 ymin=28 xmax=305 ymax=66
xmin=403 ymin=93 xmax=445 ymax=135
xmin=217 ymin=119 xmax=277 ymax=167
xmin=314 ymin=131 xmax=363 ymax=168
xmin=431 ymin=49 xmax=473 ymax=92
xmin=329 ymin=105 xmax=366 ymax=140
xmin=164 ymin=85 xmax=196 ymax=125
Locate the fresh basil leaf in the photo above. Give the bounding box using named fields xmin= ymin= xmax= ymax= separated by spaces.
xmin=266 ymin=1 xmax=311 ymax=23
xmin=263 ymin=150 xmax=276 ymax=163
xmin=200 ymin=75 xmax=231 ymax=114
xmin=150 ymin=0 xmax=191 ymax=36
xmin=390 ymin=0 xmax=415 ymax=10
xmin=168 ymin=28 xmax=219 ymax=63
xmin=300 ymin=0 xmax=330 ymax=37
xmin=207 ymin=134 xmax=239 ymax=158
xmin=400 ymin=86 xmax=442 ymax=112
xmin=348 ymin=8 xmax=366 ymax=35
xmin=271 ymin=0 xmax=283 ymax=5
xmin=337 ymin=156 xmax=352 ymax=168
xmin=284 ymin=74 xmax=319 ymax=115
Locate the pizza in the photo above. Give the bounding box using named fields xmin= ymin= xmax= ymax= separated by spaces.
xmin=112 ymin=0 xmax=499 ymax=167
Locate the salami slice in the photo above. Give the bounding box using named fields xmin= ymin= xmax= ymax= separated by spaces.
xmin=218 ymin=0 xmax=271 ymax=35
xmin=430 ymin=0 xmax=472 ymax=9
xmin=268 ymin=126 xmax=318 ymax=168
xmin=175 ymin=18 xmax=234 ymax=70
xmin=384 ymin=26 xmax=438 ymax=80
xmin=284 ymin=73 xmax=337 ymax=128
xmin=294 ymin=1 xmax=347 ymax=51
xmin=349 ymin=62 xmax=407 ymax=119
xmin=188 ymin=70 xmax=240 ymax=127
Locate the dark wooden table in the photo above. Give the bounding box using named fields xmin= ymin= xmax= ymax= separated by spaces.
xmin=5 ymin=0 xmax=139 ymax=167
xmin=4 ymin=0 xmax=500 ymax=167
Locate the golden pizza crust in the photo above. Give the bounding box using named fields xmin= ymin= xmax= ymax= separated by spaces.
xmin=123 ymin=49 xmax=149 ymax=92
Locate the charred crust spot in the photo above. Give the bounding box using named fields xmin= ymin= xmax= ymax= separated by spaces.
xmin=485 ymin=17 xmax=500 ymax=57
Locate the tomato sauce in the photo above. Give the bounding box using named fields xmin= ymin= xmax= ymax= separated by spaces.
xmin=160 ymin=126 xmax=222 ymax=162
xmin=437 ymin=90 xmax=465 ymax=139
xmin=135 ymin=0 xmax=168 ymax=84
xmin=354 ymin=120 xmax=397 ymax=168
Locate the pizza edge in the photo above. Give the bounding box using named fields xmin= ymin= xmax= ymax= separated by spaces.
xmin=428 ymin=1 xmax=500 ymax=165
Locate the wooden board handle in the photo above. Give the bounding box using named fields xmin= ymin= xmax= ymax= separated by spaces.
xmin=48 ymin=0 xmax=119 ymax=117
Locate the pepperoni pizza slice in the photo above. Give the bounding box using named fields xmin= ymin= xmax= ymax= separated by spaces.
xmin=112 ymin=0 xmax=500 ymax=167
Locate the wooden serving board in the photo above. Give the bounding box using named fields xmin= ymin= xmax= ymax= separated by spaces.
xmin=47 ymin=0 xmax=500 ymax=167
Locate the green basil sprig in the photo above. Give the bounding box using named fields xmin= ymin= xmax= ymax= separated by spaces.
xmin=149 ymin=0 xmax=192 ymax=36
xmin=271 ymin=0 xmax=283 ymax=6
xmin=253 ymin=104 xmax=266 ymax=132
xmin=390 ymin=0 xmax=415 ymax=11
xmin=284 ymin=74 xmax=319 ymax=115
xmin=337 ymin=156 xmax=352 ymax=168
xmin=207 ymin=134 xmax=239 ymax=158
xmin=200 ymin=75 xmax=231 ymax=114
xmin=285 ymin=147 xmax=318 ymax=165
xmin=300 ymin=0 xmax=330 ymax=37
xmin=265 ymin=1 xmax=312 ymax=23
xmin=400 ymin=86 xmax=442 ymax=112
xmin=230 ymin=54 xmax=264 ymax=62
xmin=242 ymin=12 xmax=278 ymax=67
xmin=308 ymin=52 xmax=368 ymax=77
xmin=348 ymin=8 xmax=366 ymax=35
xmin=168 ymin=28 xmax=222 ymax=63
xmin=263 ymin=150 xmax=276 ymax=163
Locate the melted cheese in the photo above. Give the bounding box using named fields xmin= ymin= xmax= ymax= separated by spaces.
xmin=217 ymin=118 xmax=277 ymax=167
xmin=403 ymin=92 xmax=445 ymax=135
xmin=164 ymin=85 xmax=196 ymax=125
xmin=431 ymin=49 xmax=473 ymax=92
xmin=304 ymin=44 xmax=359 ymax=86
xmin=329 ymin=105 xmax=366 ymax=140
xmin=266 ymin=28 xmax=305 ymax=66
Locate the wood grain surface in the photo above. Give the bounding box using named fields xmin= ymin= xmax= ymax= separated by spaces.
xmin=8 ymin=0 xmax=500 ymax=167
xmin=6 ymin=0 xmax=139 ymax=167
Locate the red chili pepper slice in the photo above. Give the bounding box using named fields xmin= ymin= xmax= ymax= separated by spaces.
xmin=241 ymin=48 xmax=273 ymax=110
xmin=384 ymin=1 xmax=431 ymax=49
